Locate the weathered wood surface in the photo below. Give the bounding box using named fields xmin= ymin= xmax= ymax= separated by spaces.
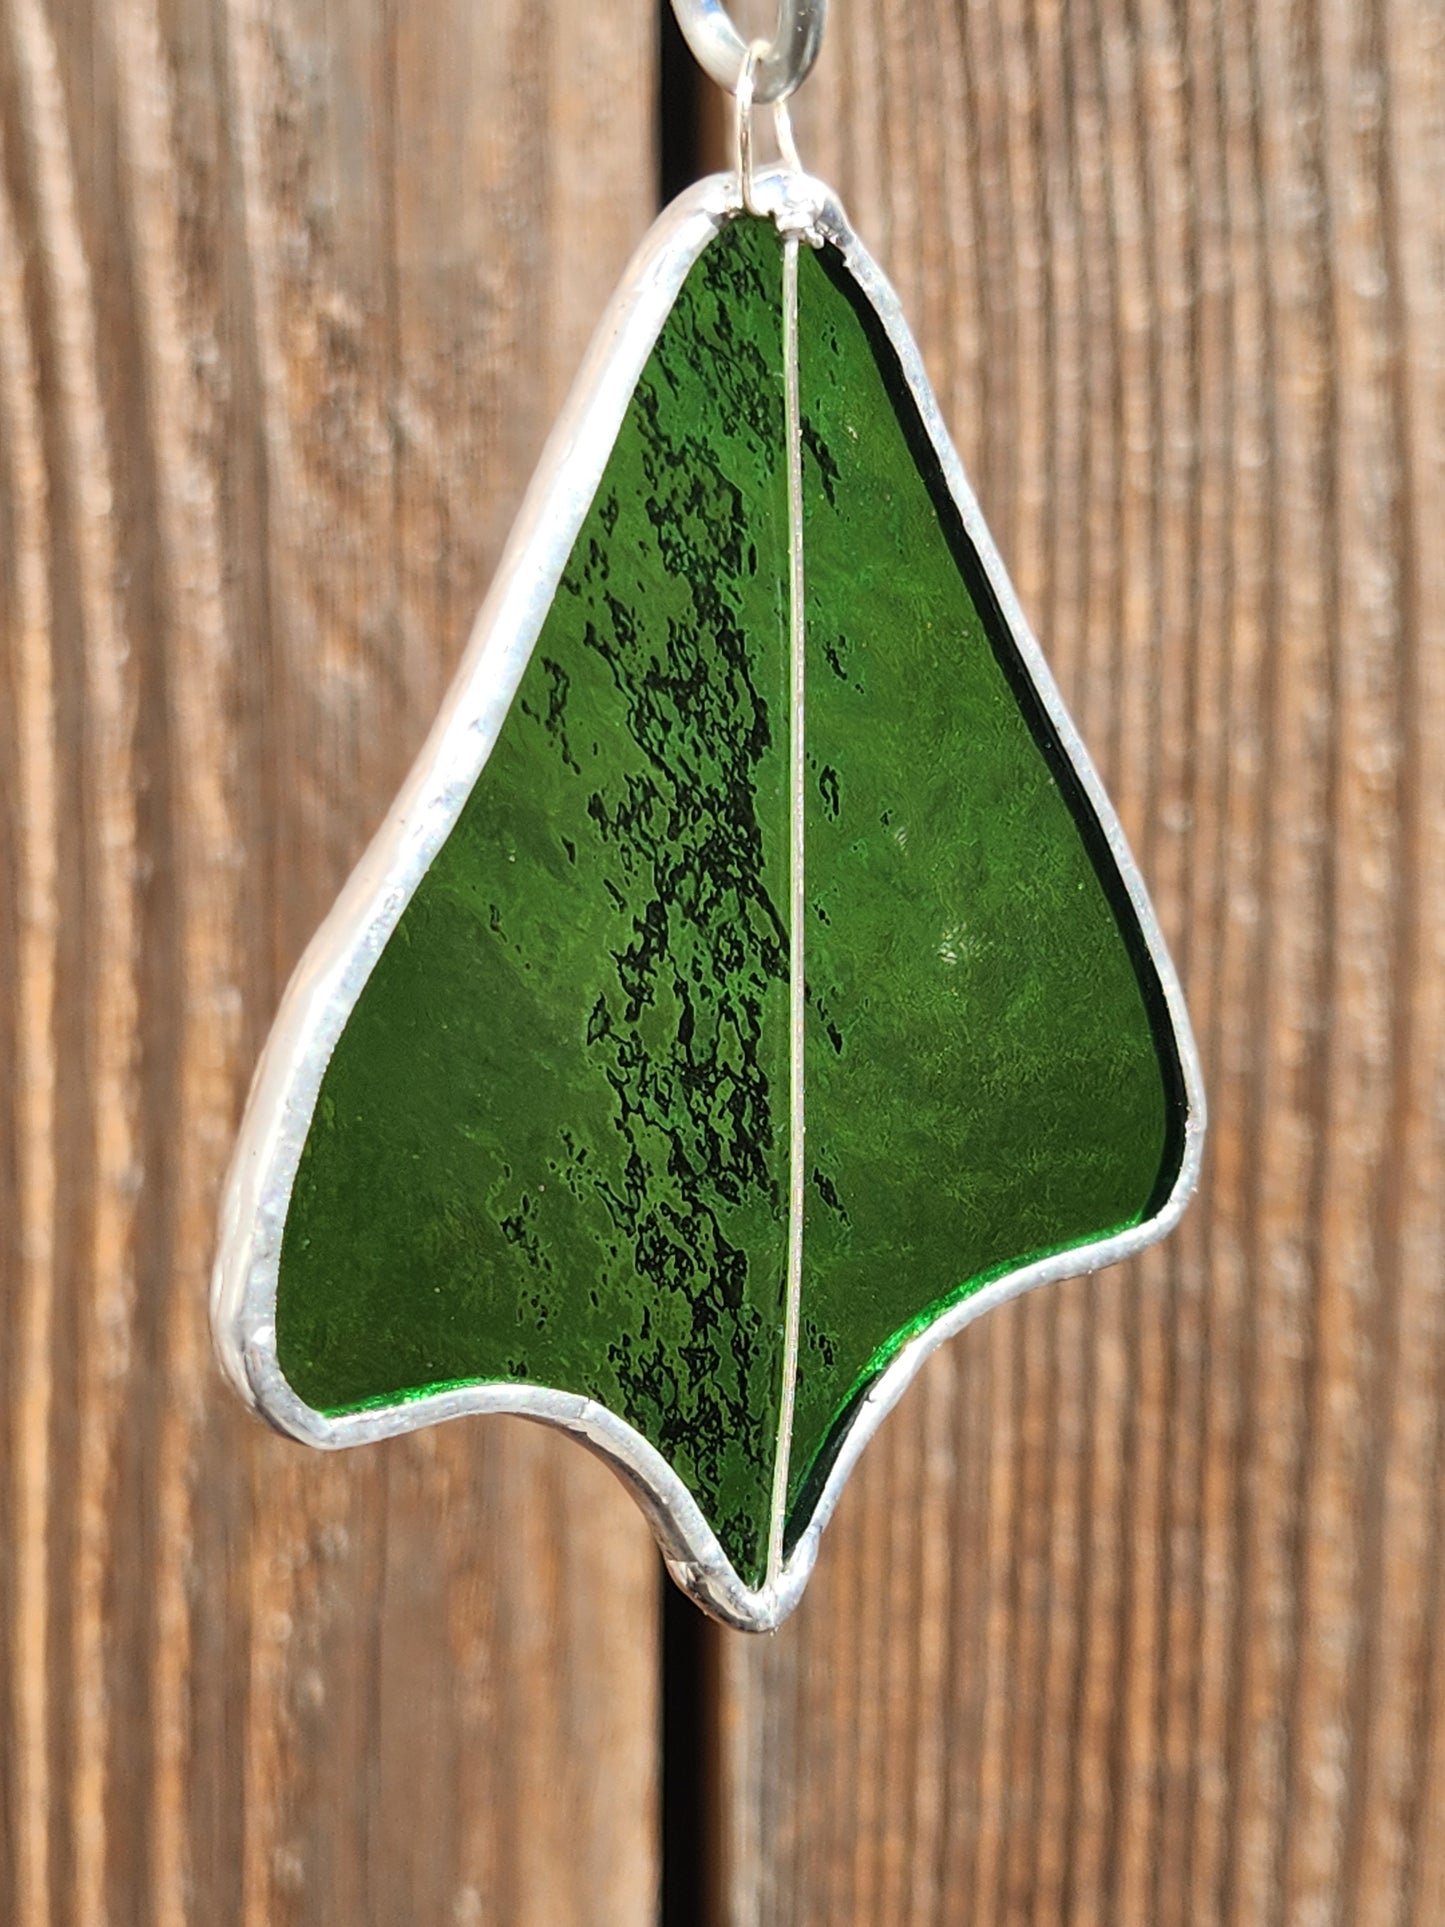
xmin=4 ymin=0 xmax=1445 ymax=1921
xmin=718 ymin=0 xmax=1445 ymax=1922
xmin=0 ymin=1 xmax=659 ymax=1922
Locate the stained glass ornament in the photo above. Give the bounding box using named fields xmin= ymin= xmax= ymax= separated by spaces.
xmin=212 ymin=153 xmax=1204 ymax=1629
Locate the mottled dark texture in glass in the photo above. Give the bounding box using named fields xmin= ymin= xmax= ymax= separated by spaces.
xmin=275 ymin=218 xmax=1186 ymax=1581
xmin=278 ymin=220 xmax=793 ymax=1585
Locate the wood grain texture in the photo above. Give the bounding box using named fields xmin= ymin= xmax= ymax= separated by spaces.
xmin=5 ymin=0 xmax=1445 ymax=1920
xmin=0 ymin=2 xmax=660 ymax=1922
xmin=718 ymin=0 xmax=1445 ymax=1923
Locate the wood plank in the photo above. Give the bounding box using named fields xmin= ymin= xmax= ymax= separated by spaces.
xmin=0 ymin=2 xmax=661 ymax=1921
xmin=717 ymin=0 xmax=1445 ymax=1921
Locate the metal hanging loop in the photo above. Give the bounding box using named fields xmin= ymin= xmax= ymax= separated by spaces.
xmin=670 ymin=0 xmax=826 ymax=105
xmin=734 ymin=40 xmax=764 ymax=213
xmin=735 ymin=39 xmax=806 ymax=213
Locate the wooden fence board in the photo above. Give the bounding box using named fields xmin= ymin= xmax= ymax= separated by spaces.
xmin=4 ymin=0 xmax=1445 ymax=1920
xmin=718 ymin=2 xmax=1445 ymax=1922
xmin=0 ymin=3 xmax=660 ymax=1922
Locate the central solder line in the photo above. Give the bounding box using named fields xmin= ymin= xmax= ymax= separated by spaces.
xmin=766 ymin=232 xmax=807 ymax=1591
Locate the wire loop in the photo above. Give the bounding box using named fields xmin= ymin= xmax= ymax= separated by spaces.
xmin=670 ymin=0 xmax=826 ymax=105
xmin=734 ymin=41 xmax=765 ymax=212
xmin=734 ymin=39 xmax=807 ymax=213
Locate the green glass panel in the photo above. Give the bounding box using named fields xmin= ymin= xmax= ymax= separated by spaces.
xmin=274 ymin=214 xmax=1187 ymax=1584
xmin=277 ymin=218 xmax=793 ymax=1586
xmin=786 ymin=242 xmax=1185 ymax=1538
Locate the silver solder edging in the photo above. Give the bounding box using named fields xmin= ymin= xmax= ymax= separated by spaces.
xmin=209 ymin=166 xmax=1207 ymax=1634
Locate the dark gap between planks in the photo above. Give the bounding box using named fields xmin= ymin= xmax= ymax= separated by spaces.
xmin=656 ymin=12 xmax=723 ymax=1926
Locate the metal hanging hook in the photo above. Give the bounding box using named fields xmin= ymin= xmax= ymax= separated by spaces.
xmin=670 ymin=0 xmax=826 ymax=105
xmin=735 ymin=39 xmax=806 ymax=213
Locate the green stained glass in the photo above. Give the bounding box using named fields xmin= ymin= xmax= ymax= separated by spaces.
xmin=786 ymin=243 xmax=1185 ymax=1534
xmin=273 ymin=213 xmax=1187 ymax=1589
xmin=278 ymin=219 xmax=794 ymax=1584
